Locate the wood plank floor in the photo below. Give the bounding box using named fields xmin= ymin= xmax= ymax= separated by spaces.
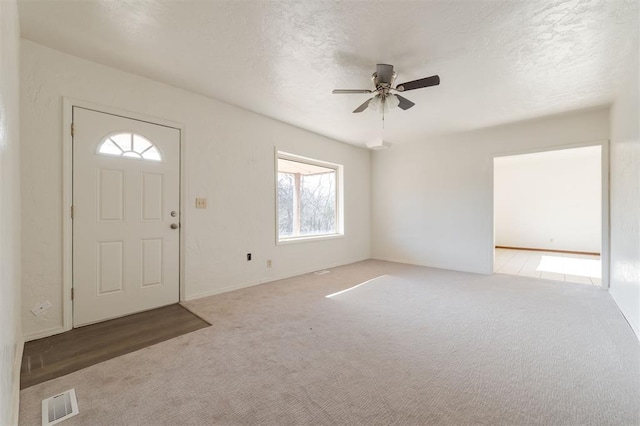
xmin=495 ymin=248 xmax=601 ymax=286
xmin=20 ymin=304 xmax=210 ymax=389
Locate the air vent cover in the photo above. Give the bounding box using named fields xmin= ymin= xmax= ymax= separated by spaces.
xmin=42 ymin=389 xmax=79 ymax=425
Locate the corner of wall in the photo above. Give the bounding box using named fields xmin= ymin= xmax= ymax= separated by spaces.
xmin=607 ymin=24 xmax=640 ymax=342
xmin=1 ymin=0 xmax=23 ymax=423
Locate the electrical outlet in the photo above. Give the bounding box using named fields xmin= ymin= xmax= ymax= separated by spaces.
xmin=195 ymin=198 xmax=207 ymax=209
xmin=267 ymin=259 xmax=272 ymax=268
xmin=247 ymin=253 xmax=252 ymax=261
xmin=31 ymin=301 xmax=52 ymax=317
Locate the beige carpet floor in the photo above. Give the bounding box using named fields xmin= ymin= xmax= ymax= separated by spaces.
xmin=19 ymin=260 xmax=640 ymax=425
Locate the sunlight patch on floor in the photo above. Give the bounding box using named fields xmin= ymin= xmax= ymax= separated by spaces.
xmin=325 ymin=275 xmax=388 ymax=298
xmin=537 ymin=255 xmax=601 ymax=278
xmin=494 ymin=248 xmax=601 ymax=285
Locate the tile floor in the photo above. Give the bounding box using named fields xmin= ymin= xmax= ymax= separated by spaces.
xmin=494 ymin=248 xmax=601 ymax=286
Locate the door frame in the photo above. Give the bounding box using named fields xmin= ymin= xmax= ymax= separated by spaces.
xmin=62 ymin=98 xmax=187 ymax=331
xmin=490 ymin=139 xmax=610 ymax=288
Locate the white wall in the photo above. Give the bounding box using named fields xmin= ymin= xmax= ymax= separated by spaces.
xmin=494 ymin=146 xmax=601 ymax=253
xmin=371 ymin=108 xmax=609 ymax=274
xmin=0 ymin=0 xmax=22 ymax=424
xmin=609 ymin=34 xmax=640 ymax=339
xmin=21 ymin=40 xmax=371 ymax=339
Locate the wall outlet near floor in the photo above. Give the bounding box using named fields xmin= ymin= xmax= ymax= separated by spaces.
xmin=247 ymin=253 xmax=252 ymax=261
xmin=31 ymin=301 xmax=52 ymax=317
xmin=267 ymin=259 xmax=272 ymax=268
xmin=195 ymin=198 xmax=207 ymax=209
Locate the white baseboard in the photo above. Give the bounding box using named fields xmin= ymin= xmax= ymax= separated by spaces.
xmin=23 ymin=326 xmax=66 ymax=342
xmin=610 ymin=290 xmax=640 ymax=342
xmin=184 ymin=257 xmax=369 ymax=302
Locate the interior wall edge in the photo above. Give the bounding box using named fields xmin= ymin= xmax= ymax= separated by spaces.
xmin=607 ymin=24 xmax=639 ymax=342
xmin=1 ymin=0 xmax=22 ymax=424
xmin=610 ymin=289 xmax=640 ymax=341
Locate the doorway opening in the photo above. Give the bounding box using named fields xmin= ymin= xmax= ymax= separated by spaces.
xmin=493 ymin=145 xmax=605 ymax=286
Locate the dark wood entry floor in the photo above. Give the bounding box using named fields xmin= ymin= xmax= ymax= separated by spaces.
xmin=21 ymin=304 xmax=210 ymax=389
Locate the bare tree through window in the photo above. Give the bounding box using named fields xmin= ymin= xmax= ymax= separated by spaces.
xmin=277 ymin=155 xmax=340 ymax=240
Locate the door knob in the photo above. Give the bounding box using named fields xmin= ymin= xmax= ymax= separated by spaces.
xmin=170 ymin=223 xmax=179 ymax=229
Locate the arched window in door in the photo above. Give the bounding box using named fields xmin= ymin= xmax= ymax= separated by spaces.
xmin=98 ymin=132 xmax=162 ymax=161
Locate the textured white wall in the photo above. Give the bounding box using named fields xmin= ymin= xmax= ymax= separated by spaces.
xmin=0 ymin=0 xmax=22 ymax=424
xmin=21 ymin=41 xmax=371 ymax=339
xmin=494 ymin=146 xmax=601 ymax=253
xmin=371 ymin=109 xmax=609 ymax=274
xmin=609 ymin=33 xmax=640 ymax=339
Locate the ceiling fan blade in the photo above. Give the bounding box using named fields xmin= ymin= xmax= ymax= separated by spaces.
xmin=353 ymin=98 xmax=372 ymax=113
xmin=332 ymin=89 xmax=373 ymax=94
xmin=396 ymin=75 xmax=440 ymax=92
xmin=396 ymin=95 xmax=415 ymax=110
xmin=376 ymin=64 xmax=395 ymax=84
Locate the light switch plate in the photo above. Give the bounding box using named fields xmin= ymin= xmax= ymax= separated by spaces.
xmin=195 ymin=198 xmax=207 ymax=209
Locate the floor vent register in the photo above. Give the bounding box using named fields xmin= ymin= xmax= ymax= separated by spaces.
xmin=42 ymin=388 xmax=79 ymax=425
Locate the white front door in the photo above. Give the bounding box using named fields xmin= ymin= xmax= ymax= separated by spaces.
xmin=72 ymin=107 xmax=181 ymax=326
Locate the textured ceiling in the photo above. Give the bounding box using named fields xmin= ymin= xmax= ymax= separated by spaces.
xmin=18 ymin=0 xmax=639 ymax=147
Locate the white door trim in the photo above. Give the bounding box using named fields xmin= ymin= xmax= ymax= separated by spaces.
xmin=490 ymin=139 xmax=610 ymax=289
xmin=62 ymin=98 xmax=187 ymax=332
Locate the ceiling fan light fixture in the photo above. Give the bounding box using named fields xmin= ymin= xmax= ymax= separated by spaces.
xmin=368 ymin=95 xmax=382 ymax=111
xmin=368 ymin=94 xmax=400 ymax=113
xmin=386 ymin=94 xmax=400 ymax=110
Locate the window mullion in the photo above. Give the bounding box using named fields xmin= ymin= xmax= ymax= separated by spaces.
xmin=293 ymin=173 xmax=301 ymax=236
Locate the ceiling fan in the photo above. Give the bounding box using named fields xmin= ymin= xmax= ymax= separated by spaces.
xmin=332 ymin=64 xmax=440 ymax=113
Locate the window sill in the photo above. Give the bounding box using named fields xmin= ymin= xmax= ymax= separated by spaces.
xmin=277 ymin=233 xmax=344 ymax=245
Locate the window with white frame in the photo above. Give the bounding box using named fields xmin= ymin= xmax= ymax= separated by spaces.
xmin=276 ymin=152 xmax=343 ymax=242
